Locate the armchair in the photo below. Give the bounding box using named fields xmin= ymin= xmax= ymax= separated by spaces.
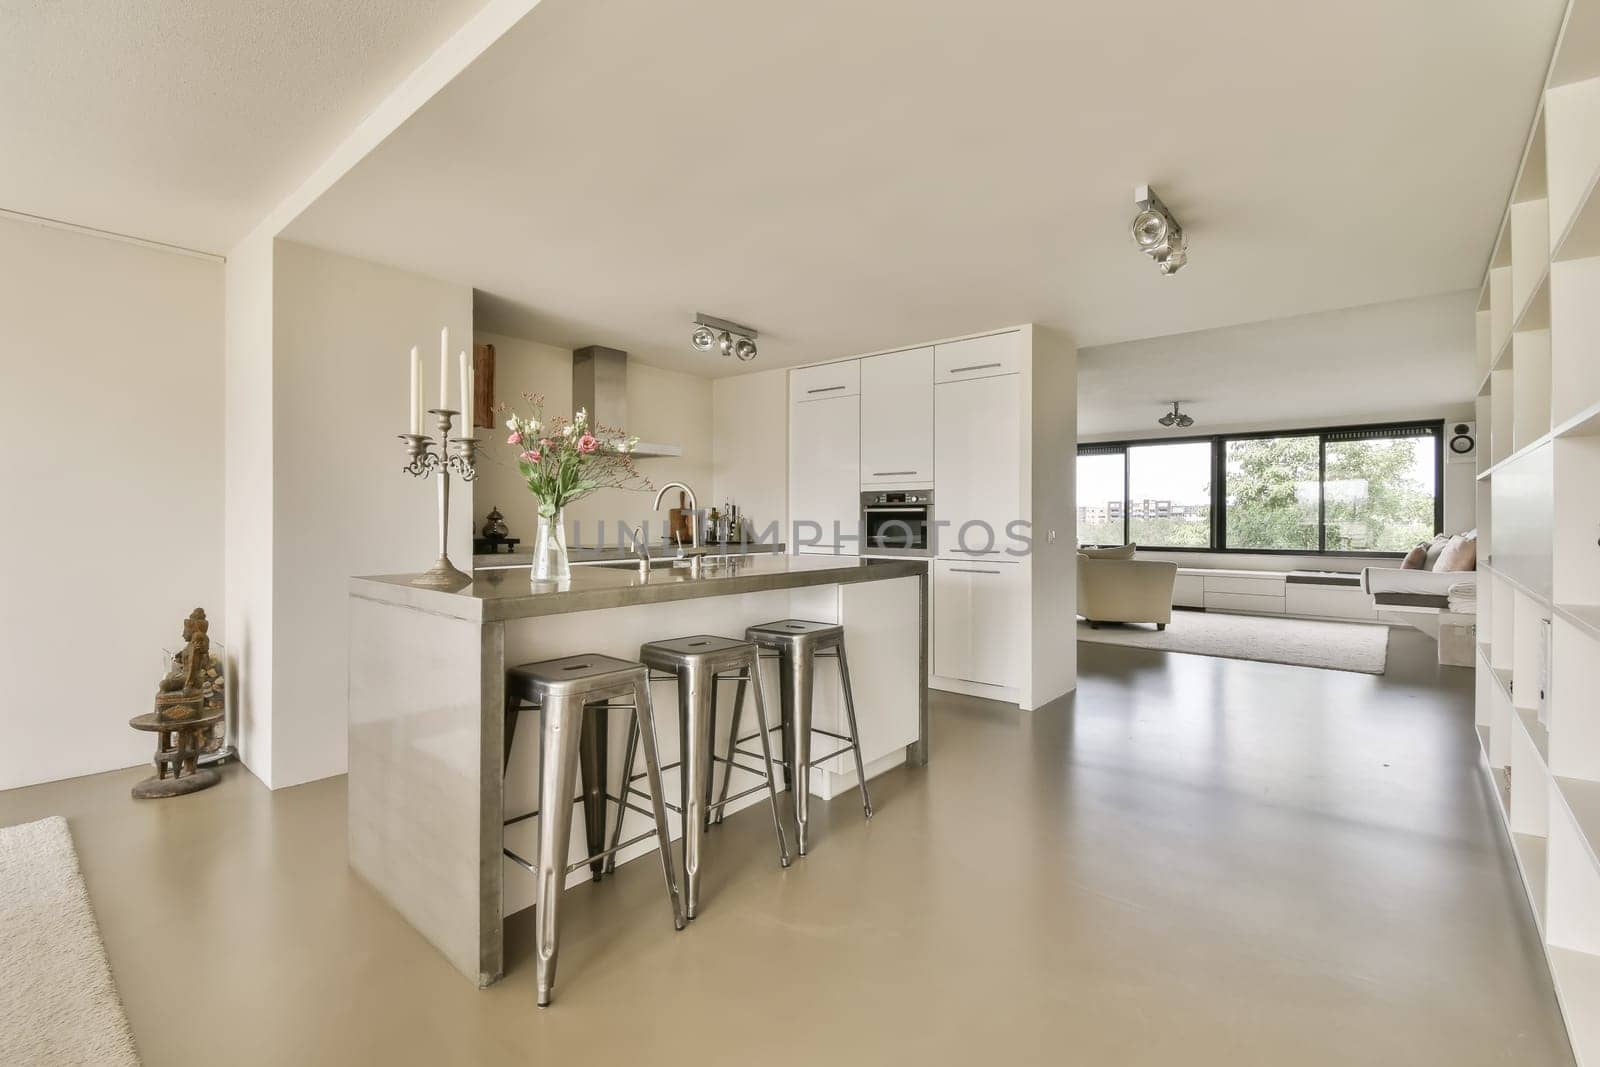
xmin=1077 ymin=547 xmax=1178 ymax=630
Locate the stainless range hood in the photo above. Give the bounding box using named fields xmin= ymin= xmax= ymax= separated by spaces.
xmin=572 ymin=345 xmax=682 ymax=458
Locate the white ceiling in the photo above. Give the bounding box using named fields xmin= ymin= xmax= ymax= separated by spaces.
xmin=284 ymin=0 xmax=1563 ymax=374
xmin=1077 ymin=290 xmax=1479 ymax=439
xmin=1 ymin=0 xmax=489 ymax=253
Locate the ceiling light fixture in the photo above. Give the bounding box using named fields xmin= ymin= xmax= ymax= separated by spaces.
xmin=691 ymin=312 xmax=759 ymax=362
xmin=1132 ymin=185 xmax=1188 ymax=275
xmin=1157 ymin=401 xmax=1194 ymax=429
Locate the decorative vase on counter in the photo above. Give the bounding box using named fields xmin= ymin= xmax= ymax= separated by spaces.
xmin=532 ymin=508 xmax=571 ymax=582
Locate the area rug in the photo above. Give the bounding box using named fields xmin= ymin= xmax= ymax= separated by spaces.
xmin=0 ymin=816 xmax=139 ymax=1066
xmin=1077 ymin=610 xmax=1389 ymax=675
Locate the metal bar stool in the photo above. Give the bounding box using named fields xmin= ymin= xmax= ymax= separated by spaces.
xmin=502 ymin=653 xmax=684 ymax=1006
xmin=717 ymin=620 xmax=872 ymax=856
xmin=606 ymin=635 xmax=790 ymax=920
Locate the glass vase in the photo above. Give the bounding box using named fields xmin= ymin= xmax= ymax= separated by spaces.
xmin=532 ymin=508 xmax=570 ymax=582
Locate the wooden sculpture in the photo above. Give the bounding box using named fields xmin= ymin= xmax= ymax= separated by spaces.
xmin=130 ymin=608 xmax=223 ymax=799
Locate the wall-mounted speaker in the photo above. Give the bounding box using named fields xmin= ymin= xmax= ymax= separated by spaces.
xmin=1446 ymin=421 xmax=1477 ymax=463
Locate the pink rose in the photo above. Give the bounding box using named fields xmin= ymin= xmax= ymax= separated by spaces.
xmin=507 ymin=431 xmax=523 ymax=445
xmin=577 ymin=433 xmax=598 ymax=454
xmin=519 ymin=449 xmax=541 ymax=463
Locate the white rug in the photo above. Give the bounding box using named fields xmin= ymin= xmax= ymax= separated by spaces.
xmin=1 ymin=816 xmax=139 ymax=1066
xmin=1078 ymin=610 xmax=1389 ymax=675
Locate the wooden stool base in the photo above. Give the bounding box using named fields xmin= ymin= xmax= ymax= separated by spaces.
xmin=132 ymin=768 xmax=220 ymax=799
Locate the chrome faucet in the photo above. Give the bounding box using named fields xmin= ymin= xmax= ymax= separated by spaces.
xmin=625 ymin=523 xmax=652 ymax=579
xmin=654 ymin=481 xmax=705 ymax=576
xmin=653 ymin=481 xmax=702 ymax=550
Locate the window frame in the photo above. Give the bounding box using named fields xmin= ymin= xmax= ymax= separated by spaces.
xmin=1076 ymin=419 xmax=1445 ymax=558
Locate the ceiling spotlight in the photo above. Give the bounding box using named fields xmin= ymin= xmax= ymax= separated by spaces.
xmin=1158 ymin=401 xmax=1194 ymax=428
xmin=1131 ymin=185 xmax=1188 ymax=275
xmin=690 ymin=312 xmax=760 ymax=362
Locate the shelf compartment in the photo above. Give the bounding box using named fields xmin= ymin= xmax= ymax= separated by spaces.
xmin=1546 ymin=947 xmax=1600 ymax=1067
xmin=1547 ymin=783 xmax=1600 ymax=961
xmin=1555 ymin=603 xmax=1600 ymax=641
xmin=1549 ymin=74 xmax=1600 ymax=236
xmin=1550 ymin=0 xmax=1600 ymax=88
xmin=1548 ymin=75 xmax=1600 ymax=259
xmin=1518 ymin=706 xmax=1554 ymax=768
xmin=1513 ymin=329 xmax=1554 ymax=452
xmin=1512 ymin=831 xmax=1551 ymax=932
xmin=1555 ymin=777 xmax=1600 ymax=874
xmin=1553 ymin=437 xmax=1600 ymax=608
xmin=1488 ymin=443 xmax=1556 ymax=605
xmin=1550 ymin=615 xmax=1600 ymax=782
xmin=1511 ymin=197 xmax=1552 ymax=317
xmin=1549 ymin=257 xmax=1600 ymax=429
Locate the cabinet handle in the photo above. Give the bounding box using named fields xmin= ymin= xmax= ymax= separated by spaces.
xmin=806 ymin=385 xmax=847 ymax=394
xmin=871 ymin=470 xmax=918 ymax=476
xmin=949 ymin=567 xmax=1001 ymax=574
xmin=948 ymin=362 xmax=1002 ymax=374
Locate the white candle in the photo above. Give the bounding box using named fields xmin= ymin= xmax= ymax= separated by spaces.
xmin=458 ymin=350 xmax=471 ymax=439
xmin=409 ymin=346 xmax=420 ymax=435
xmin=439 ymin=326 xmax=450 ymax=412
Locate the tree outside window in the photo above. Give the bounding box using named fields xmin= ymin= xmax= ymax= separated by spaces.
xmin=1224 ymin=436 xmax=1320 ymax=551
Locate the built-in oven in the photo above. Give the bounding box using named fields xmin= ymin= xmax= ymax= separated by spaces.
xmin=861 ymin=490 xmax=933 ymax=556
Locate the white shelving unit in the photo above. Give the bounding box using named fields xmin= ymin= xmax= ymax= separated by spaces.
xmin=1476 ymin=3 xmax=1600 ymax=1062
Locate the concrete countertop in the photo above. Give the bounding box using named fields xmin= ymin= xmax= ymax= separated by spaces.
xmin=351 ymin=554 xmax=927 ymax=624
xmin=472 ymin=541 xmax=786 ymax=569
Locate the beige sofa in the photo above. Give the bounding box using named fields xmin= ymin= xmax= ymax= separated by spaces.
xmin=1077 ymin=545 xmax=1179 ymax=630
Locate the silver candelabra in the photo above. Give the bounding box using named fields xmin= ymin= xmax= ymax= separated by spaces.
xmin=399 ymin=409 xmax=479 ymax=589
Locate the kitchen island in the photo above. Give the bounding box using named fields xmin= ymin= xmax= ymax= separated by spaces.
xmin=347 ymin=554 xmax=927 ymax=986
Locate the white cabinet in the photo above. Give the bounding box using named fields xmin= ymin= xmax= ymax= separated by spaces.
xmin=789 ymin=360 xmax=859 ymax=403
xmin=933 ymin=559 xmax=1022 ymax=687
xmin=934 ymin=372 xmax=1021 ymax=558
xmin=933 ymin=331 xmax=1022 ymax=382
xmin=789 ymin=393 xmax=860 ymax=554
xmin=860 ymin=347 xmax=933 ymax=486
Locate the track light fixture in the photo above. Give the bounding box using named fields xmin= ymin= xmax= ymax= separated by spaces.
xmin=691 ymin=313 xmax=758 ymax=362
xmin=1157 ymin=401 xmax=1194 ymax=429
xmin=1132 ymin=185 xmax=1188 ymax=275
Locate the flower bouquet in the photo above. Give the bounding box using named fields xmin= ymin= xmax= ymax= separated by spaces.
xmin=503 ymin=395 xmax=649 ymax=580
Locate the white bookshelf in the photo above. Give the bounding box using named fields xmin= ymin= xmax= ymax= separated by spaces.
xmin=1476 ymin=2 xmax=1600 ymax=1061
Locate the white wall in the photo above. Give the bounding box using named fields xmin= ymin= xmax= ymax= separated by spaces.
xmin=475 ymin=331 xmax=715 ymax=548
xmin=1 ymin=216 xmax=223 ymax=790
xmin=1027 ymin=326 xmax=1078 ymax=708
xmin=223 ymin=226 xmax=276 ymax=782
xmin=266 ymin=240 xmax=473 ymax=788
xmin=711 ymin=368 xmax=790 ymax=542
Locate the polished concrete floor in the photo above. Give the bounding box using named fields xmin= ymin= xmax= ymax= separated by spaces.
xmin=0 ymin=630 xmax=1572 ymax=1065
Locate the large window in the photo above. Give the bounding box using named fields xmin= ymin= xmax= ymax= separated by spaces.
xmin=1223 ymin=434 xmax=1320 ymax=551
xmin=1076 ymin=450 xmax=1127 ymax=546
xmin=1129 ymin=441 xmax=1211 ymax=548
xmin=1322 ymin=428 xmax=1439 ymax=552
xmin=1076 ymin=420 xmax=1442 ymax=555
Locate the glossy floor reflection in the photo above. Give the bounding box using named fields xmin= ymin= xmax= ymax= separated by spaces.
xmin=0 ymin=630 xmax=1571 ymax=1065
